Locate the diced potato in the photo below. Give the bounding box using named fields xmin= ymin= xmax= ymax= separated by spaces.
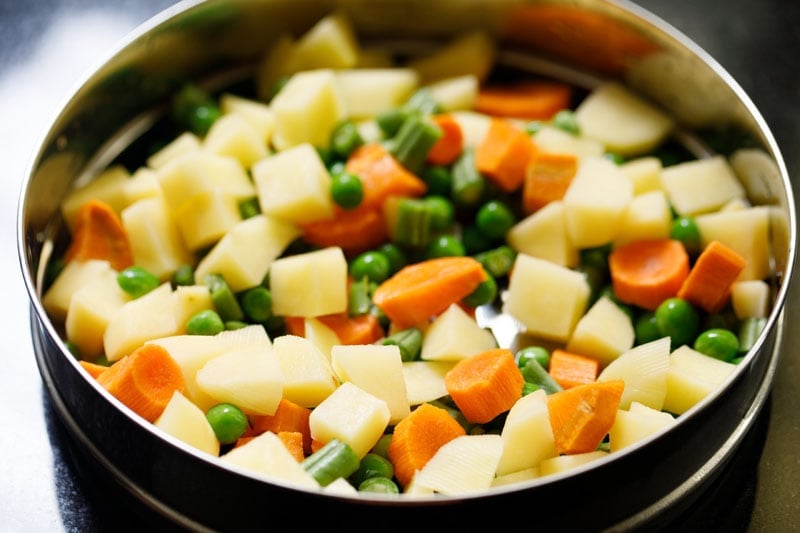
xmin=146 ymin=132 xmax=201 ymax=170
xmin=331 ymin=344 xmax=410 ymax=423
xmin=269 ymin=247 xmax=348 ymax=317
xmin=660 ymin=156 xmax=745 ymax=216
xmin=121 ymin=197 xmax=194 ymax=281
xmin=290 ymin=11 xmax=359 ymax=71
xmin=503 ymin=253 xmax=590 ymax=343
xmin=270 ymin=69 xmax=346 ymax=150
xmin=171 ymin=285 xmax=213 ymax=330
xmin=574 ymin=82 xmax=673 ymax=156
xmin=662 ymin=345 xmax=737 ymax=415
xmin=608 ymin=402 xmax=675 ymax=452
xmin=155 ymin=391 xmax=220 ymax=456
xmin=65 ymin=269 xmax=131 ymax=359
xmin=729 ymin=148 xmax=782 ymax=205
xmin=412 ymin=434 xmax=503 ymax=495
xmin=148 ymin=325 xmax=271 ymax=412
xmin=220 ymin=93 xmax=275 ymax=144
xmin=303 ymin=317 xmax=340 ymax=361
xmin=427 ymin=75 xmax=478 ymax=112
xmin=491 ymin=467 xmax=540 ymax=488
xmin=538 ymin=450 xmax=608 ymax=477
xmin=103 ymin=283 xmax=180 ymax=361
xmin=407 ymin=30 xmax=495 ymax=84
xmin=196 ymin=347 xmax=284 ymax=416
xmin=154 ymin=152 xmax=217 ymax=212
xmin=420 ymin=303 xmax=498 ymax=362
xmin=334 ymin=68 xmax=419 ymax=119
xmin=172 ymin=190 xmax=242 ymax=251
xmin=308 ymin=381 xmax=390 ymax=458
xmin=43 ymin=259 xmax=116 ymax=322
xmin=203 ymin=113 xmax=269 ymax=168
xmin=694 ymin=206 xmax=771 ymax=281
xmin=566 ymin=296 xmax=635 ymax=366
xmin=506 ymin=201 xmax=578 ymax=267
xmin=401 ymin=361 xmax=454 ymax=405
xmin=563 ymin=156 xmax=633 ymax=248
xmin=123 ymin=167 xmax=162 ymax=205
xmin=191 ymin=153 xmax=256 ymax=201
xmin=60 ymin=165 xmax=131 ymax=231
xmin=731 ymin=280 xmax=770 ymax=319
xmin=620 ymin=156 xmax=663 ymax=195
xmin=450 ymin=110 xmax=491 ymax=148
xmin=253 ymin=143 xmax=335 ymax=225
xmin=597 ymin=336 xmax=671 ymax=410
xmin=193 ymin=214 xmax=301 ymax=293
xmin=220 ymin=431 xmax=319 ymax=489
xmin=496 ymin=389 xmax=558 ymax=476
xmin=531 ymin=126 xmax=605 ymax=160
xmin=612 ymin=189 xmax=672 ymax=247
xmin=272 ymin=334 xmax=338 ymax=408
xmin=720 ymin=197 xmax=751 ymax=212
xmin=323 ymin=477 xmax=358 ymax=495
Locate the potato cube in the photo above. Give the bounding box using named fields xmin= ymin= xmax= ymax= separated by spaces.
xmin=309 ymin=381 xmax=390 ymax=458
xmin=407 ymin=30 xmax=495 ymax=84
xmin=60 ymin=165 xmax=131 ymax=231
xmin=412 ymin=434 xmax=504 ymax=494
xmin=496 ymin=389 xmax=558 ymax=476
xmin=253 ymin=143 xmax=335 ymax=225
xmin=502 ymin=253 xmax=590 ymax=342
xmin=221 ymin=431 xmax=319 ymax=488
xmin=620 ymin=156 xmax=663 ymax=195
xmin=269 ymin=247 xmax=348 ymax=317
xmin=566 ymin=296 xmax=635 ymax=366
xmin=612 ymin=189 xmax=672 ymax=247
xmin=531 ymin=126 xmax=605 ymax=160
xmin=538 ymin=450 xmax=608 ymax=477
xmin=331 ymin=344 xmax=410 ymax=423
xmin=303 ymin=317 xmax=340 ymax=361
xmin=220 ymin=93 xmax=276 ymax=144
xmin=427 ymin=75 xmax=479 ymax=112
xmin=291 ymin=11 xmax=359 ymax=71
xmin=203 ymin=113 xmax=268 ymax=168
xmin=122 ymin=167 xmax=162 ymax=205
xmin=155 ymin=391 xmax=220 ymax=456
xmin=173 ymin=190 xmax=242 ymax=251
xmin=273 ymin=334 xmax=338 ymax=408
xmin=694 ymin=206 xmax=771 ymax=281
xmin=172 ymin=285 xmax=213 ymax=330
xmin=335 ymin=68 xmax=419 ymax=119
xmin=597 ymin=336 xmax=671 ymax=410
xmin=193 ymin=152 xmax=256 ymax=201
xmin=731 ymin=280 xmax=770 ymax=319
xmin=660 ymin=156 xmax=745 ymax=216
xmin=506 ymin=201 xmax=578 ymax=267
xmin=450 ymin=110 xmax=491 ymax=148
xmin=662 ymin=346 xmax=737 ymax=415
xmin=43 ymin=259 xmax=116 ymax=322
xmin=401 ymin=361 xmax=454 ymax=405
xmin=608 ymin=401 xmax=675 ymax=452
xmin=420 ymin=303 xmax=498 ymax=361
xmin=193 ymin=214 xmax=301 ymax=292
xmin=146 ymin=132 xmax=201 ymax=170
xmin=154 ymin=153 xmax=217 ymax=212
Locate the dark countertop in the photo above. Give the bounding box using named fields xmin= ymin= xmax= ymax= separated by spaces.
xmin=3 ymin=1 xmax=799 ymax=531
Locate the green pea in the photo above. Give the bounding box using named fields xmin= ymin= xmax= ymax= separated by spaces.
xmin=186 ymin=309 xmax=225 ymax=336
xmin=171 ymin=264 xmax=195 ymax=287
xmin=655 ymin=297 xmax=700 ymax=349
xmin=421 ymin=165 xmax=453 ymax=197
xmin=462 ymin=274 xmax=498 ymax=307
xmin=240 ymin=286 xmax=273 ymax=323
xmin=516 ymin=346 xmax=550 ymax=370
xmin=670 ymin=217 xmax=702 ymax=256
xmin=461 ymin=224 xmax=493 ymax=255
xmin=377 ymin=243 xmax=408 ymax=274
xmin=238 ymin=197 xmax=261 ymax=219
xmin=693 ymin=328 xmax=740 ymax=361
xmin=475 ymin=200 xmax=516 ymax=240
xmin=522 ymin=382 xmax=540 ymax=396
xmin=551 ymin=109 xmax=580 ymax=135
xmin=350 ymin=251 xmax=392 ymax=283
xmin=425 ymin=234 xmax=465 ymax=259
xmin=64 ymin=341 xmax=82 ymax=359
xmin=330 ymin=171 xmax=363 ymax=210
xmin=424 ymin=195 xmax=455 ymax=232
xmin=188 ymin=103 xmax=221 ymax=136
xmin=117 ymin=266 xmax=160 ymax=298
xmin=635 ymin=311 xmax=663 ymax=345
xmin=206 ymin=403 xmax=248 ymax=445
xmin=351 ymin=453 xmax=394 ymax=486
xmin=358 ymin=476 xmax=399 ymax=494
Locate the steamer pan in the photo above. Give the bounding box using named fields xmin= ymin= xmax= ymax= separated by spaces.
xmin=17 ymin=0 xmax=796 ymax=530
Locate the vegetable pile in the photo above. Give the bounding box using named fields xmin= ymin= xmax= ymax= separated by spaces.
xmin=43 ymin=11 xmax=776 ymax=496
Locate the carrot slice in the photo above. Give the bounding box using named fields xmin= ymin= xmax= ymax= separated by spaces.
xmin=444 ymin=348 xmax=525 ymax=424
xmin=547 ymin=379 xmax=624 ymax=454
xmin=345 ymin=142 xmax=428 ymax=210
xmin=79 ymin=360 xmax=110 ymax=379
xmin=475 ymin=118 xmax=537 ymax=192
xmin=387 ymin=402 xmax=467 ymax=488
xmin=300 ymin=206 xmax=388 ymax=255
xmin=426 ymin=114 xmax=464 ymax=166
xmin=318 ymin=312 xmax=384 ymax=345
xmin=608 ymin=239 xmax=690 ymax=311
xmin=372 ymin=256 xmax=487 ymax=328
xmin=277 ymin=431 xmax=306 ymax=462
xmin=522 ymin=151 xmax=578 ymax=214
xmin=96 ymin=343 xmax=185 ymax=423
xmin=475 ymin=81 xmax=572 ymax=120
xmin=283 ymin=316 xmax=306 ymax=337
xmin=677 ymin=240 xmax=747 ymax=313
xmin=548 ymin=349 xmax=600 ymax=389
xmin=248 ymin=398 xmax=313 ymax=454
xmin=65 ymin=198 xmax=134 ymax=271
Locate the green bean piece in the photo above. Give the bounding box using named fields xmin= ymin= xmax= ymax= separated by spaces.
xmin=524 ymin=120 xmax=546 ymax=135
xmin=404 ymin=87 xmax=442 ymax=116
xmin=392 ymin=197 xmax=433 ymax=247
xmin=603 ymin=152 xmax=626 ymax=165
xmin=350 ymin=453 xmax=394 ymax=486
xmin=172 ymin=264 xmax=196 ymax=287
xmin=348 ymin=276 xmax=373 ymax=316
xmin=203 ymin=273 xmax=245 ymax=322
xmin=462 ymin=274 xmax=498 ymax=307
xmin=580 ymin=245 xmax=611 ymax=276
xmin=330 ymin=171 xmax=364 ymax=210
xmin=376 ymin=108 xmax=409 ymax=138
xmin=451 ymin=148 xmax=486 ymax=207
xmin=350 ymin=251 xmax=392 ymax=284
xmin=117 ymin=266 xmax=160 ymax=298
xmin=369 ymin=434 xmax=393 ymax=459
xmin=520 ymin=358 xmax=563 ymax=395
xmin=551 ymin=109 xmax=580 ymax=135
xmin=186 ymin=309 xmax=225 ymax=336
xmin=240 ymin=286 xmax=273 ymax=323
xmin=301 ymin=439 xmax=361 ymax=487
xmin=655 ymin=297 xmax=700 ymax=350
xmin=516 ymin=346 xmax=550 ymax=370
xmin=381 ymin=327 xmax=423 ymax=362
xmin=316 ymin=145 xmax=336 ymax=167
xmin=330 ymin=119 xmax=364 ymax=159
xmin=522 ymin=382 xmax=540 ymax=396
xmin=475 ymin=200 xmax=516 ymax=241
xmin=389 ymin=114 xmax=443 ymax=174
xmin=424 ymin=195 xmax=455 ymax=232
xmin=358 ymin=476 xmax=400 ymax=494
xmin=738 ymin=316 xmax=767 ymax=354
xmin=206 ymin=403 xmax=248 ymax=445
xmin=425 ymin=234 xmax=465 ymax=259
xmin=238 ymin=197 xmax=261 ymax=219
xmin=473 ymin=245 xmax=516 ymax=278
xmin=693 ymin=328 xmax=740 ymax=361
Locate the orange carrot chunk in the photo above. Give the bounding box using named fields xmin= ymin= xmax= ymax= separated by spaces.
xmin=522 ymin=151 xmax=578 ymax=214
xmin=372 ymin=256 xmax=487 ymax=328
xmin=608 ymin=239 xmax=690 ymax=311
xmin=547 ymin=379 xmax=624 ymax=455
xmin=677 ymin=240 xmax=747 ymax=313
xmin=387 ymin=402 xmax=467 ymax=488
xmin=300 ymin=206 xmax=388 ymax=255
xmin=475 ymin=81 xmax=573 ymax=120
xmin=548 ymin=349 xmax=600 ymax=389
xmin=277 ymin=431 xmax=306 ymax=462
xmin=444 ymin=348 xmax=525 ymax=424
xmin=475 ymin=118 xmax=537 ymax=193
xmin=65 ymin=198 xmax=134 ymax=271
xmin=79 ymin=360 xmax=110 ymax=379
xmin=96 ymin=343 xmax=185 ymax=423
xmin=248 ymin=398 xmax=313 ymax=454
xmin=318 ymin=312 xmax=384 ymax=345
xmin=345 ymin=142 xmax=428 ymax=210
xmin=426 ymin=114 xmax=464 ymax=166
